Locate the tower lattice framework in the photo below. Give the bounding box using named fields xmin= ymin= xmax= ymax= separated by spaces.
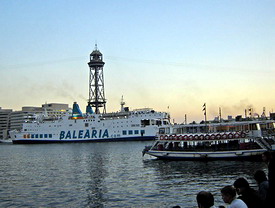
xmin=87 ymin=45 xmax=106 ymax=114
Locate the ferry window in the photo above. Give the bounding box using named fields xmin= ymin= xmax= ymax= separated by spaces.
xmin=141 ymin=130 xmax=145 ymax=135
xmin=250 ymin=124 xmax=258 ymax=130
xmin=141 ymin=119 xmax=150 ymax=126
xmin=122 ymin=130 xmax=127 ymax=135
xmin=31 ymin=134 xmax=35 ymax=138
xmin=128 ymin=130 xmax=133 ymax=135
xmin=159 ymin=128 xmax=165 ymax=134
xmin=36 ymin=134 xmax=39 ymax=138
xmin=156 ymin=120 xmax=161 ymax=126
xmin=40 ymin=134 xmax=43 ymax=138
xmin=134 ymin=130 xmax=139 ymax=134
xmin=49 ymin=134 xmax=52 ymax=138
xmin=85 ymin=123 xmax=89 ymax=127
xmin=44 ymin=134 xmax=48 ymax=138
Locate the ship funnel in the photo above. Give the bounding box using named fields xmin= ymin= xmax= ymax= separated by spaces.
xmin=72 ymin=102 xmax=83 ymax=118
xmin=86 ymin=104 xmax=94 ymax=114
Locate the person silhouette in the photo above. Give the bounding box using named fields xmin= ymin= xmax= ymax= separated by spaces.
xmin=253 ymin=170 xmax=269 ymax=201
xmin=196 ymin=191 xmax=215 ymax=208
xmin=221 ymin=185 xmax=247 ymax=208
xmin=233 ymin=177 xmax=263 ymax=208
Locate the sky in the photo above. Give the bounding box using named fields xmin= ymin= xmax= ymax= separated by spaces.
xmin=0 ymin=0 xmax=274 ymax=123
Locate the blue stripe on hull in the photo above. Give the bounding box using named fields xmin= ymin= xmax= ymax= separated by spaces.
xmin=12 ymin=136 xmax=156 ymax=144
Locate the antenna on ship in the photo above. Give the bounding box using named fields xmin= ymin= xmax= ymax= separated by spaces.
xmin=120 ymin=96 xmax=126 ymax=112
xmin=87 ymin=44 xmax=106 ymax=114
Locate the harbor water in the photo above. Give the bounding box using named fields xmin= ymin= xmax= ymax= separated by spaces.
xmin=0 ymin=141 xmax=267 ymax=208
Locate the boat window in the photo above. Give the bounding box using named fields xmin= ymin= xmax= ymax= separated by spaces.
xmin=159 ymin=128 xmax=165 ymax=134
xmin=128 ymin=130 xmax=133 ymax=135
xmin=36 ymin=134 xmax=39 ymax=138
xmin=44 ymin=134 xmax=48 ymax=138
xmin=49 ymin=134 xmax=52 ymax=138
xmin=85 ymin=123 xmax=89 ymax=127
xmin=134 ymin=130 xmax=139 ymax=134
xmin=141 ymin=130 xmax=145 ymax=135
xmin=141 ymin=119 xmax=150 ymax=126
xmin=156 ymin=120 xmax=161 ymax=126
xmin=250 ymin=124 xmax=259 ymax=130
xmin=40 ymin=134 xmax=43 ymax=138
xmin=122 ymin=130 xmax=127 ymax=135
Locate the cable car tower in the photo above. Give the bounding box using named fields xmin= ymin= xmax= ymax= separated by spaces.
xmin=87 ymin=44 xmax=106 ymax=114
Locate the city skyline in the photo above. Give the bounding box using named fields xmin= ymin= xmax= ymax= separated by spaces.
xmin=0 ymin=0 xmax=274 ymax=123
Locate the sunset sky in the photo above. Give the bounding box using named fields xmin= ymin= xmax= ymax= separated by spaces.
xmin=0 ymin=0 xmax=274 ymax=123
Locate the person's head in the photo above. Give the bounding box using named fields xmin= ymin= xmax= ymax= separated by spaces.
xmin=233 ymin=177 xmax=250 ymax=195
xmin=254 ymin=170 xmax=267 ymax=184
xmin=221 ymin=186 xmax=236 ymax=204
xmin=196 ymin=191 xmax=214 ymax=208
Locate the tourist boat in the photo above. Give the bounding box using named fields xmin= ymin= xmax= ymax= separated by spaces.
xmin=143 ymin=124 xmax=275 ymax=160
xmin=10 ymin=101 xmax=171 ymax=144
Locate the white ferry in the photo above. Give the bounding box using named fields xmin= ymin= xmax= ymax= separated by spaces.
xmin=10 ymin=46 xmax=172 ymax=144
xmin=10 ymin=101 xmax=171 ymax=144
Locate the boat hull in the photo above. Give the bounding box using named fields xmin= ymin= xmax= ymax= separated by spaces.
xmin=146 ymin=149 xmax=265 ymax=161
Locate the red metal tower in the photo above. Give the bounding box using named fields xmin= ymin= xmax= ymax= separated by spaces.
xmin=87 ymin=45 xmax=106 ymax=114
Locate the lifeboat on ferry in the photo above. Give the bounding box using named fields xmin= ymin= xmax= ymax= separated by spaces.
xmin=205 ymin=134 xmax=210 ymax=140
xmin=216 ymin=134 xmax=221 ymax=139
xmin=199 ymin=135 xmax=204 ymax=140
xmin=221 ymin=133 xmax=227 ymax=139
xmin=183 ymin=135 xmax=189 ymax=140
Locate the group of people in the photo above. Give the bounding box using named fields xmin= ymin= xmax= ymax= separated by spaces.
xmin=173 ymin=150 xmax=275 ymax=208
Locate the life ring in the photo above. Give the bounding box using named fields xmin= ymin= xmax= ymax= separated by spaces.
xmin=189 ymin=135 xmax=194 ymax=140
xmin=205 ymin=134 xmax=210 ymax=140
xmin=210 ymin=134 xmax=216 ymax=140
xmin=234 ymin=132 xmax=240 ymax=138
xmin=216 ymin=134 xmax=221 ymax=139
xmin=241 ymin=132 xmax=246 ymax=138
xmin=160 ymin=135 xmax=164 ymax=140
xmin=194 ymin=135 xmax=199 ymax=140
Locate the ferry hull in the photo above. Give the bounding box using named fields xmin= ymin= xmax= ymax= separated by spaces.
xmin=12 ymin=136 xmax=156 ymax=144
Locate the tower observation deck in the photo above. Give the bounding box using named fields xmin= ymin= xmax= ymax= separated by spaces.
xmin=87 ymin=45 xmax=106 ymax=114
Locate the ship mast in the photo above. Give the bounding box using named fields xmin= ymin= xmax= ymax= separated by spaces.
xmin=87 ymin=44 xmax=106 ymax=114
xmin=120 ymin=96 xmax=126 ymax=112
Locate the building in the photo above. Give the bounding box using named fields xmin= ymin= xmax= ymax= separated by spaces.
xmin=9 ymin=106 xmax=44 ymax=131
xmin=0 ymin=107 xmax=12 ymax=140
xmin=42 ymin=103 xmax=69 ymax=118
